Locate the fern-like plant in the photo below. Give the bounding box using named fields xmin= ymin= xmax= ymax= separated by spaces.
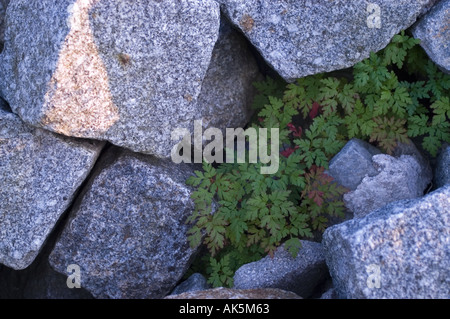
xmin=185 ymin=30 xmax=450 ymax=287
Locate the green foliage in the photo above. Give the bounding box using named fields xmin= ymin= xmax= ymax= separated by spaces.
xmin=284 ymin=75 xmax=323 ymax=118
xmin=207 ymin=255 xmax=234 ymax=288
xmin=348 ymin=31 xmax=449 ymax=155
xmin=295 ymin=115 xmax=345 ymax=168
xmin=299 ymin=166 xmax=347 ymax=234
xmin=408 ymin=95 xmax=450 ymax=156
xmin=185 ymin=31 xmax=450 ymax=287
xmin=370 ymin=117 xmax=408 ymax=155
xmin=382 ymin=31 xmax=421 ymax=69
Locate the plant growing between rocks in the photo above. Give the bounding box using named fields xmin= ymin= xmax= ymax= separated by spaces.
xmin=185 ymin=31 xmax=449 ymax=287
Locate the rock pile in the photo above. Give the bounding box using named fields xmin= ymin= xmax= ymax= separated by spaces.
xmin=0 ymin=0 xmax=447 ymax=299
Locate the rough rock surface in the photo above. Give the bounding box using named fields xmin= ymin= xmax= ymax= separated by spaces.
xmin=393 ymin=140 xmax=432 ymax=192
xmin=0 ymin=0 xmax=220 ymax=158
xmin=413 ymin=0 xmax=450 ymax=74
xmin=49 ymin=148 xmax=201 ymax=299
xmin=198 ymin=17 xmax=262 ymax=131
xmin=434 ymin=144 xmax=450 ymax=189
xmin=170 ymin=273 xmax=210 ymax=296
xmin=0 ymin=0 xmax=9 ymax=52
xmin=344 ymin=154 xmax=431 ymax=218
xmin=327 ymin=138 xmax=381 ymax=191
xmin=166 ymin=287 xmax=302 ymax=299
xmin=233 ymin=240 xmax=328 ymax=298
xmin=0 ymin=108 xmax=103 ymax=270
xmin=319 ymin=288 xmax=337 ymax=299
xmin=218 ymin=0 xmax=437 ymax=82
xmin=323 ymin=185 xmax=450 ymax=299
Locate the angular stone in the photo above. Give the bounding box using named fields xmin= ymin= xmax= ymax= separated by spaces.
xmin=170 ymin=273 xmax=210 ymax=296
xmin=0 ymin=0 xmax=220 ymax=158
xmin=0 ymin=108 xmax=103 ymax=270
xmin=0 ymin=0 xmax=9 ymax=52
xmin=165 ymin=287 xmax=302 ymax=299
xmin=393 ymin=140 xmax=432 ymax=192
xmin=217 ymin=0 xmax=437 ymax=82
xmin=323 ymin=185 xmax=450 ymax=299
xmin=233 ymin=240 xmax=328 ymax=298
xmin=327 ymin=138 xmax=381 ymax=191
xmin=0 ymin=179 xmax=93 ymax=299
xmin=198 ymin=17 xmax=262 ymax=131
xmin=434 ymin=144 xmax=450 ymax=189
xmin=412 ymin=0 xmax=450 ymax=74
xmin=344 ymin=154 xmax=431 ymax=218
xmin=49 ymin=149 xmax=201 ymax=299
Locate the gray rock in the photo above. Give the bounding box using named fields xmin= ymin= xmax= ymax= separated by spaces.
xmin=0 ymin=0 xmax=9 ymax=52
xmin=170 ymin=273 xmax=210 ymax=296
xmin=165 ymin=287 xmax=302 ymax=299
xmin=344 ymin=154 xmax=430 ymax=218
xmin=413 ymin=0 xmax=450 ymax=74
xmin=0 ymin=174 xmax=93 ymax=299
xmin=49 ymin=148 xmax=202 ymax=299
xmin=0 ymin=108 xmax=103 ymax=270
xmin=393 ymin=140 xmax=433 ymax=192
xmin=434 ymin=144 xmax=450 ymax=188
xmin=0 ymin=0 xmax=220 ymax=158
xmin=217 ymin=0 xmax=437 ymax=82
xmin=319 ymin=288 xmax=337 ymax=299
xmin=327 ymin=138 xmax=381 ymax=191
xmin=323 ymin=185 xmax=450 ymax=299
xmin=233 ymin=240 xmax=328 ymax=298
xmin=198 ymin=17 xmax=262 ymax=132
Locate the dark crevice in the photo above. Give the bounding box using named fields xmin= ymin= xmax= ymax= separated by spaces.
xmin=0 ymin=96 xmax=11 ymax=113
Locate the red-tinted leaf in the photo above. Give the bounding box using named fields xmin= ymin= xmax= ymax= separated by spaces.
xmin=293 ymin=126 xmax=302 ymax=137
xmin=280 ymin=146 xmax=299 ymax=158
xmin=287 ymin=123 xmax=302 ymax=137
xmin=308 ymin=190 xmax=324 ymax=207
xmin=309 ymin=102 xmax=322 ymax=119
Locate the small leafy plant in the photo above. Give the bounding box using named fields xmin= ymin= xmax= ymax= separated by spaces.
xmin=185 ymin=31 xmax=450 ymax=287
